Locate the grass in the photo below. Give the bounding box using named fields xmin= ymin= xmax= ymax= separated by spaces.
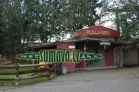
xmin=0 ymin=66 xmax=57 ymax=87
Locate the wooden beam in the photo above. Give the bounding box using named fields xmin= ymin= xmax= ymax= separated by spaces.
xmin=0 ymin=65 xmax=16 ymax=69
xmin=0 ymin=78 xmax=15 ymax=81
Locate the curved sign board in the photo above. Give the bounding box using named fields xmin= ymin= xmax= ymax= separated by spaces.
xmin=76 ymin=26 xmax=120 ymax=38
xmin=16 ymin=50 xmax=103 ymax=63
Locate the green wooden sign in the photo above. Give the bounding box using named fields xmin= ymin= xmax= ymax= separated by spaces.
xmin=16 ymin=53 xmax=39 ymax=60
xmin=80 ymin=53 xmax=102 ymax=60
xmin=16 ymin=50 xmax=103 ymax=62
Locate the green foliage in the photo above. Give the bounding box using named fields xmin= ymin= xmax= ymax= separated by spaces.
xmin=60 ymin=0 xmax=101 ymax=34
xmin=0 ymin=0 xmax=103 ymax=54
xmin=109 ymin=0 xmax=139 ymax=49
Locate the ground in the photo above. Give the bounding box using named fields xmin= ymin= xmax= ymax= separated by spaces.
xmin=1 ymin=67 xmax=139 ymax=92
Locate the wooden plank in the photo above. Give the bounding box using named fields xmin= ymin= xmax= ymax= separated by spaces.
xmin=0 ymin=66 xmax=55 ymax=75
xmin=20 ymin=74 xmax=50 ymax=80
xmin=0 ymin=72 xmax=56 ymax=83
xmin=0 ymin=78 xmax=15 ymax=81
xmin=49 ymin=70 xmax=56 ymax=73
xmin=0 ymin=63 xmax=56 ymax=84
xmin=19 ymin=69 xmax=47 ymax=75
xmin=0 ymin=65 xmax=16 ymax=69
xmin=19 ymin=64 xmax=47 ymax=68
xmin=19 ymin=63 xmax=55 ymax=68
xmin=123 ymin=49 xmax=138 ymax=66
xmin=0 ymin=72 xmax=16 ymax=75
xmin=49 ymin=66 xmax=56 ymax=70
xmin=50 ymin=71 xmax=56 ymax=75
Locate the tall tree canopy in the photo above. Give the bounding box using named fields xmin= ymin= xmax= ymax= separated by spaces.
xmin=0 ymin=0 xmax=103 ymax=54
xmin=109 ymin=0 xmax=139 ymax=48
xmin=60 ymin=0 xmax=102 ymax=35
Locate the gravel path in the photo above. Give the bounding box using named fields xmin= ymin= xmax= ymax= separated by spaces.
xmin=1 ymin=67 xmax=139 ymax=92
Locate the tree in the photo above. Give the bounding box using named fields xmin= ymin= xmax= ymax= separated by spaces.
xmin=95 ymin=0 xmax=113 ymax=26
xmin=1 ymin=0 xmax=24 ymax=53
xmin=0 ymin=0 xmax=106 ymax=54
xmin=60 ymin=0 xmax=102 ymax=37
xmin=0 ymin=0 xmax=5 ymax=53
xmin=109 ymin=0 xmax=139 ymax=48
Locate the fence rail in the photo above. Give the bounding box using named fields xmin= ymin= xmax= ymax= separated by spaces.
xmin=0 ymin=63 xmax=56 ymax=85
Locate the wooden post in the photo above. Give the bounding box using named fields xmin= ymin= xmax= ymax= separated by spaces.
xmin=120 ymin=47 xmax=123 ymax=67
xmin=114 ymin=48 xmax=116 ymax=66
xmin=31 ymin=48 xmax=35 ymax=70
xmin=56 ymin=63 xmax=58 ymax=74
xmin=116 ymin=47 xmax=123 ymax=67
xmin=46 ymin=64 xmax=50 ymax=80
xmin=0 ymin=54 xmax=1 ymax=65
xmin=15 ymin=63 xmax=19 ymax=85
xmin=32 ymin=59 xmax=35 ymax=70
xmin=116 ymin=48 xmax=120 ymax=67
xmin=83 ymin=43 xmax=86 ymax=68
xmin=54 ymin=63 xmax=56 ymax=74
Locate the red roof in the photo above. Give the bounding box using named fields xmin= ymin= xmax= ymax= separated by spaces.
xmin=74 ymin=26 xmax=120 ymax=38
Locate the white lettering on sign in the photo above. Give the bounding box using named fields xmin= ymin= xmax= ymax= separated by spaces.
xmin=29 ymin=55 xmax=33 ymax=58
xmin=86 ymin=30 xmax=110 ymax=35
xmin=100 ymin=42 xmax=111 ymax=45
xmin=69 ymin=46 xmax=75 ymax=49
xmin=81 ymin=54 xmax=86 ymax=59
xmin=87 ymin=54 xmax=91 ymax=59
xmin=35 ymin=54 xmax=39 ymax=58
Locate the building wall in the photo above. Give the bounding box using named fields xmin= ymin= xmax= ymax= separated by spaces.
xmin=75 ymin=43 xmax=86 ymax=68
xmin=57 ymin=43 xmax=75 ymax=49
xmin=57 ymin=43 xmax=76 ymax=72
